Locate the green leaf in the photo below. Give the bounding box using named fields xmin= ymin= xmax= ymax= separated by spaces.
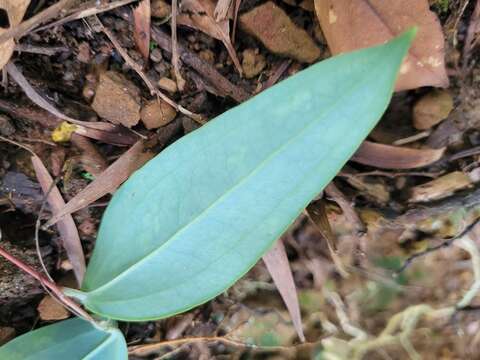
xmin=80 ymin=30 xmax=416 ymax=320
xmin=0 ymin=318 xmax=127 ymax=360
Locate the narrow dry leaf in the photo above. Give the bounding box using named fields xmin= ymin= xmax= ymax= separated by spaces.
xmin=4 ymin=62 xmax=105 ymax=129
xmin=214 ymin=0 xmax=233 ymax=21
xmin=262 ymin=239 xmax=305 ymax=342
xmin=314 ymin=0 xmax=448 ymax=90
xmin=44 ymin=141 xmax=154 ymax=228
xmin=0 ymin=1 xmax=30 ymax=70
xmin=352 ymin=141 xmax=445 ymax=169
xmin=306 ymin=200 xmax=349 ymax=277
xmin=133 ymin=0 xmax=151 ymax=62
xmin=31 ymin=156 xmax=86 ymax=285
xmin=177 ymin=0 xmax=243 ymax=75
xmin=409 ymin=171 xmax=473 ymax=203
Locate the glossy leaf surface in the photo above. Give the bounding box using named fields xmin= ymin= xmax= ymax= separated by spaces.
xmin=0 ymin=318 xmax=127 ymax=359
xmin=81 ymin=30 xmax=415 ymax=320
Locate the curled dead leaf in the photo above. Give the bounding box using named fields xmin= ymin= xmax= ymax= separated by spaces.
xmin=0 ymin=1 xmax=30 ymax=69
xmin=314 ymin=0 xmax=449 ymax=91
xmin=352 ymin=141 xmax=445 ymax=169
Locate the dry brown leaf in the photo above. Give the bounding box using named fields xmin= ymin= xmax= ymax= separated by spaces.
xmin=262 ymin=239 xmax=305 ymax=342
xmin=314 ymin=0 xmax=449 ymax=91
xmin=306 ymin=199 xmax=349 ymax=277
xmin=0 ymin=0 xmax=30 ymax=70
xmin=214 ymin=0 xmax=233 ymax=21
xmin=44 ymin=140 xmax=154 ymax=228
xmin=177 ymin=0 xmax=242 ymax=75
xmin=133 ymin=0 xmax=151 ymax=62
xmin=31 ymin=156 xmax=86 ymax=285
xmin=352 ymin=141 xmax=445 ymax=169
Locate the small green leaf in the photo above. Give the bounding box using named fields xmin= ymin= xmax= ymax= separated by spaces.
xmin=0 ymin=318 xmax=127 ymax=360
xmin=81 ymin=30 xmax=416 ymax=320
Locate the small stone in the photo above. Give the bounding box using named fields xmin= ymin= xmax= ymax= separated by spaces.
xmin=413 ymin=90 xmax=453 ymax=130
xmin=140 ymin=99 xmax=177 ymax=129
xmin=152 ymin=0 xmax=171 ymax=18
xmin=37 ymin=295 xmax=70 ymax=321
xmin=199 ymin=49 xmax=215 ymax=64
xmin=91 ymin=71 xmax=141 ymax=127
xmin=0 ymin=327 xmax=15 ymax=346
xmin=77 ymin=42 xmax=92 ymax=63
xmin=150 ymin=48 xmax=163 ymax=63
xmin=158 ymin=77 xmax=178 ymax=93
xmin=242 ymin=49 xmax=266 ymax=78
xmin=240 ymin=2 xmax=320 ymax=63
xmin=0 ymin=115 xmax=15 ymax=136
xmin=154 ymin=62 xmax=169 ymax=77
xmin=182 ymin=116 xmax=200 ymax=134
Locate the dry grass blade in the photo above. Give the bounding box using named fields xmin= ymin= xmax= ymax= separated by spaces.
xmin=214 ymin=0 xmax=233 ymax=21
xmin=34 ymin=0 xmax=139 ymax=33
xmin=352 ymin=141 xmax=445 ymax=169
xmin=133 ymin=0 xmax=151 ymax=62
xmin=0 ymin=0 xmax=76 ymax=46
xmin=31 ymin=156 xmax=86 ymax=285
xmin=262 ymin=239 xmax=305 ymax=342
xmin=44 ymin=140 xmax=154 ymax=228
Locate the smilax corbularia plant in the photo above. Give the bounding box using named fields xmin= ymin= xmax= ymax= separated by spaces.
xmin=0 ymin=29 xmax=415 ymax=359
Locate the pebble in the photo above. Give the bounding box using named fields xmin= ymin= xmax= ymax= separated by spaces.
xmin=140 ymin=99 xmax=177 ymax=129
xmin=242 ymin=49 xmax=266 ymax=78
xmin=152 ymin=0 xmax=171 ymax=18
xmin=413 ymin=90 xmax=453 ymax=130
xmin=150 ymin=48 xmax=163 ymax=63
xmin=158 ymin=77 xmax=178 ymax=93
xmin=0 ymin=115 xmax=15 ymax=136
xmin=91 ymin=71 xmax=141 ymax=127
xmin=240 ymin=1 xmax=320 ymax=63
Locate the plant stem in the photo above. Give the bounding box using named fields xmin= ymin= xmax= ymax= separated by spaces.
xmin=0 ymin=245 xmax=94 ymax=323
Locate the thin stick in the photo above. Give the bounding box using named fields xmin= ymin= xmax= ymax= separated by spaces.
xmin=171 ymin=0 xmax=186 ymax=91
xmin=0 ymin=0 xmax=78 ymax=45
xmin=91 ymin=16 xmax=203 ymax=123
xmin=34 ymin=0 xmax=139 ymax=33
xmin=0 ymin=242 xmax=94 ymax=323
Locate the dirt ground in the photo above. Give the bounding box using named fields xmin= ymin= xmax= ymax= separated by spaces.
xmin=1 ymin=0 xmax=480 ymax=359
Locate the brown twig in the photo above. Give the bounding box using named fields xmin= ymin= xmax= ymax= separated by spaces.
xmin=0 ymin=242 xmax=94 ymax=323
xmin=151 ymin=26 xmax=249 ymax=102
xmin=91 ymin=16 xmax=202 ymax=123
xmin=171 ymin=0 xmax=186 ymax=91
